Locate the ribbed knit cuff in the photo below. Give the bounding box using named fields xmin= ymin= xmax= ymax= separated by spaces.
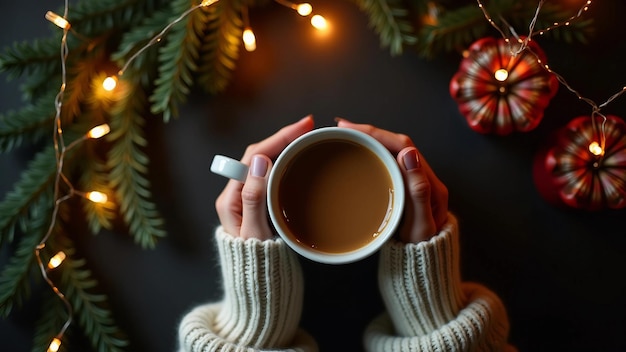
xmin=212 ymin=227 xmax=305 ymax=349
xmin=365 ymin=214 xmax=511 ymax=351
xmin=178 ymin=226 xmax=312 ymax=351
xmin=377 ymin=214 xmax=464 ymax=337
xmin=178 ymin=303 xmax=318 ymax=352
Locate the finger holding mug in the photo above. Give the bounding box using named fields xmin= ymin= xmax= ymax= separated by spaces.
xmin=397 ymin=147 xmax=437 ymax=243
xmin=238 ymin=155 xmax=274 ymax=240
xmin=335 ymin=118 xmax=449 ymax=241
xmin=213 ymin=116 xmax=314 ymax=239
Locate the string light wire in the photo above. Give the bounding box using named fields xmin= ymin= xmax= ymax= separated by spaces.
xmin=39 ymin=1 xmax=115 ymax=350
xmin=38 ymin=0 xmax=74 ymax=350
xmin=478 ymin=0 xmax=592 ymax=49
xmin=476 ymin=0 xmax=624 ymax=155
xmin=118 ymin=0 xmax=220 ymax=75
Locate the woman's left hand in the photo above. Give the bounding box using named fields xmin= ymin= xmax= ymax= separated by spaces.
xmin=336 ymin=118 xmax=448 ymax=243
xmin=215 ymin=116 xmax=315 ymax=240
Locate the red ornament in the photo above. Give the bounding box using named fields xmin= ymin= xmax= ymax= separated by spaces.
xmin=539 ymin=115 xmax=626 ymax=211
xmin=449 ymin=37 xmax=559 ymax=135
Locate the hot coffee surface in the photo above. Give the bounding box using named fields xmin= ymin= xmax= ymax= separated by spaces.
xmin=278 ymin=139 xmax=393 ymax=253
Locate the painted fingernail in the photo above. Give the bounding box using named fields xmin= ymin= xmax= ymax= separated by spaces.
xmin=251 ymin=156 xmax=268 ymax=177
xmin=403 ymin=149 xmax=420 ymax=171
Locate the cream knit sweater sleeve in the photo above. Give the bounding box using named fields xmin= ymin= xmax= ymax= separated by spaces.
xmin=177 ymin=227 xmax=318 ymax=352
xmin=364 ymin=214 xmax=513 ymax=352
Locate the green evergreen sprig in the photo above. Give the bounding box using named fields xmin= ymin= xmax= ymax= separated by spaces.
xmin=0 ymin=38 xmax=59 ymax=80
xmin=352 ymin=0 xmax=418 ymax=56
xmin=69 ymin=0 xmax=171 ymax=37
xmin=112 ymin=8 xmax=173 ymax=76
xmin=196 ymin=0 xmax=245 ymax=95
xmin=417 ymin=2 xmax=490 ymax=58
xmin=61 ymin=253 xmax=129 ymax=352
xmin=108 ymin=73 xmax=166 ymax=248
xmin=33 ymin=292 xmax=70 ymax=352
xmin=354 ymin=0 xmax=593 ymax=57
xmin=80 ymin=156 xmax=117 ymax=235
xmin=0 ymin=146 xmax=56 ymax=246
xmin=149 ymin=0 xmax=206 ymax=122
xmin=0 ymin=90 xmax=57 ymax=153
xmin=0 ymin=225 xmax=41 ymax=317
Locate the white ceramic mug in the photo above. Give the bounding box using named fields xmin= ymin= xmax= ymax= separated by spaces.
xmin=211 ymin=127 xmax=405 ymax=264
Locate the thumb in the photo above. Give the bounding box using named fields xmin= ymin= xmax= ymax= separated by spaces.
xmin=239 ymin=155 xmax=274 ymax=240
xmin=398 ymin=147 xmax=437 ymax=243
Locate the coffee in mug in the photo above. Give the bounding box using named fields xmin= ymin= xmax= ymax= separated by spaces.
xmin=274 ymin=138 xmax=393 ymax=254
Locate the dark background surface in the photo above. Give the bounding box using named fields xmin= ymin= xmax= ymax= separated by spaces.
xmin=1 ymin=1 xmax=625 ymax=351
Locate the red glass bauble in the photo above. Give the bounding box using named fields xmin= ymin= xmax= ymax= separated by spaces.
xmin=450 ymin=37 xmax=559 ymax=135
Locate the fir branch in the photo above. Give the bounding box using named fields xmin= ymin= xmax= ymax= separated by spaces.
xmin=32 ymin=291 xmax=70 ymax=352
xmin=506 ymin=2 xmax=594 ymax=44
xmin=60 ymin=58 xmax=103 ymax=125
xmin=107 ymin=76 xmax=166 ymax=249
xmin=0 ymin=225 xmax=41 ymax=317
xmin=80 ymin=155 xmax=116 ymax=234
xmin=196 ymin=0 xmax=243 ymax=95
xmin=61 ymin=254 xmax=129 ymax=352
xmin=0 ymin=146 xmax=56 ymax=246
xmin=149 ymin=0 xmax=206 ymax=122
xmin=417 ymin=4 xmax=489 ymax=58
xmin=70 ymin=0 xmax=171 ymax=37
xmin=0 ymin=90 xmax=57 ymax=153
xmin=351 ymin=0 xmax=417 ymax=56
xmin=414 ymin=0 xmax=594 ymax=58
xmin=0 ymin=38 xmax=59 ymax=80
xmin=20 ymin=69 xmax=61 ymax=103
xmin=0 ymin=34 xmax=91 ymax=102
xmin=112 ymin=8 xmax=175 ymax=76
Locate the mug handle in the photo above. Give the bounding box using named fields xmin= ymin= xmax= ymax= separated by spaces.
xmin=210 ymin=155 xmax=249 ymax=182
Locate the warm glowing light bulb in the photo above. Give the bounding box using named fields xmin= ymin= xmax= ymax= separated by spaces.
xmin=45 ymin=11 xmax=70 ymax=30
xmin=589 ymin=141 xmax=604 ymax=156
xmin=310 ymin=15 xmax=327 ymax=30
xmin=296 ymin=3 xmax=312 ymax=16
xmin=87 ymin=124 xmax=111 ymax=139
xmin=48 ymin=338 xmax=62 ymax=352
xmin=102 ymin=76 xmax=117 ymax=91
xmin=243 ymin=28 xmax=256 ymax=52
xmin=86 ymin=191 xmax=108 ymax=204
xmin=48 ymin=252 xmax=67 ymax=269
xmin=201 ymin=0 xmax=219 ymax=6
xmin=494 ymin=69 xmax=509 ymax=82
